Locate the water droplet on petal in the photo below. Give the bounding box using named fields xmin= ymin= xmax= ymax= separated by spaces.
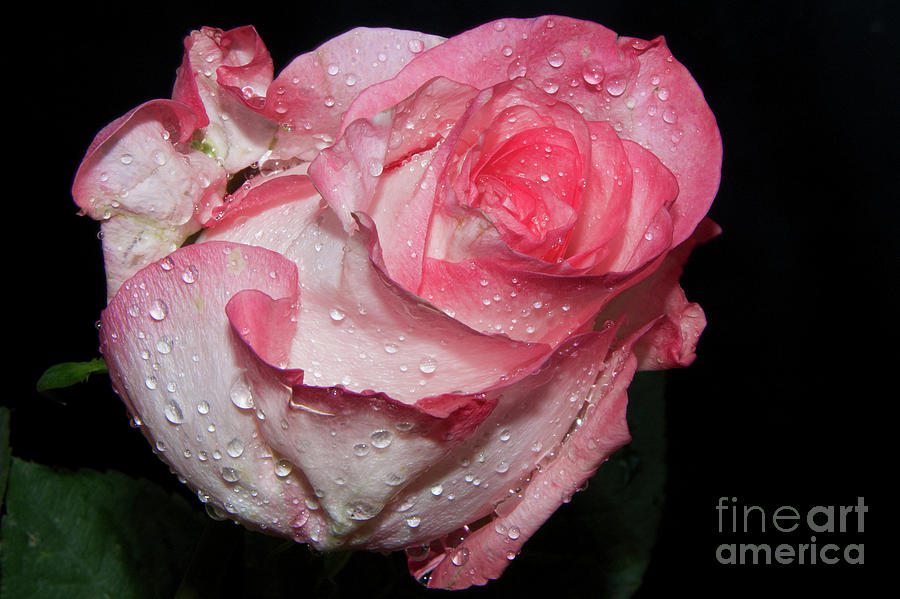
xmin=405 ymin=515 xmax=421 ymax=528
xmin=499 ymin=429 xmax=512 ymax=442
xmin=451 ymin=547 xmax=470 ymax=566
xmin=197 ymin=400 xmax=210 ymax=415
xmin=330 ymin=307 xmax=346 ymax=322
xmin=407 ymin=38 xmax=424 ymax=53
xmin=353 ymin=443 xmax=370 ymax=457
xmin=507 ymin=59 xmax=527 ymax=80
xmin=181 ymin=265 xmax=198 ymax=284
xmin=605 ymin=76 xmax=627 ymax=97
xmin=346 ymin=500 xmax=379 ymax=520
xmin=274 ymin=459 xmax=293 ymax=477
xmin=582 ymin=60 xmax=605 ymax=86
xmin=430 ymin=484 xmax=443 ymax=496
xmin=229 ymin=376 xmax=254 ymax=409
xmin=148 ymin=299 xmax=169 ymax=321
xmin=547 ymin=49 xmax=565 ymax=68
xmin=370 ymin=429 xmax=393 ymax=449
xmin=164 ymin=399 xmax=184 ymax=424
xmin=226 ymin=437 xmax=245 ymax=458
xmin=418 ymin=356 xmax=437 ymax=374
xmin=221 ymin=467 xmax=240 ymax=483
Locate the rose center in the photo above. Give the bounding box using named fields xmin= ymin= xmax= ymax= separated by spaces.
xmin=471 ymin=125 xmax=582 ymax=262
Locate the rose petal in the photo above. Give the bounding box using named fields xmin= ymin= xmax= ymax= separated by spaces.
xmin=602 ymin=217 xmax=721 ymax=369
xmin=99 ymin=240 xmax=330 ymax=546
xmin=258 ymin=28 xmax=445 ymax=162
xmin=342 ymin=326 xmax=622 ymax=555
xmin=343 ymin=16 xmax=720 ymax=246
xmin=416 ymin=339 xmax=636 ymax=589
xmin=309 ymin=77 xmax=480 ymax=291
xmin=202 ymin=176 xmax=552 ymax=403
xmin=172 ymin=26 xmax=278 ymax=173
xmin=592 ymin=139 xmax=679 ymax=274
xmin=72 ymin=99 xmax=226 ymax=299
xmin=564 ymin=121 xmax=632 ymax=267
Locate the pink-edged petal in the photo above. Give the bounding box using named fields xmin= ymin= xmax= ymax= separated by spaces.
xmin=72 ymin=98 xmax=226 ymax=299
xmin=202 ymin=169 xmax=321 ymax=231
xmin=418 ymin=244 xmax=666 ymax=349
xmin=343 ymin=16 xmax=720 ymax=246
xmin=415 ymin=338 xmax=636 ymax=589
xmin=174 ymin=26 xmax=278 ymax=172
xmin=306 ymin=114 xmax=391 ymax=232
xmin=564 ymin=121 xmax=633 ymax=267
xmin=613 ymin=34 xmax=722 ymax=246
xmin=259 ymin=28 xmax=444 ymax=162
xmin=602 ymin=217 xmax=721 ymax=370
xmin=345 ymin=325 xmax=621 ymax=556
xmin=309 ymin=77 xmax=480 ymax=291
xmin=203 ymin=181 xmax=552 ymax=404
xmin=98 ymin=240 xmax=331 ymax=547
xmin=225 ymin=276 xmax=506 ymax=539
xmin=242 ymin=375 xmax=498 ymax=542
xmin=593 ymin=139 xmax=679 ymax=274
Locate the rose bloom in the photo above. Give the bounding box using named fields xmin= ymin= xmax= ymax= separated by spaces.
xmin=72 ymin=16 xmax=720 ymax=589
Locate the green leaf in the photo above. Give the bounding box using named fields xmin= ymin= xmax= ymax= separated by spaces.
xmin=36 ymin=358 xmax=108 ymax=392
xmin=0 ymin=407 xmax=9 ymax=510
xmin=1 ymin=459 xmax=206 ymax=599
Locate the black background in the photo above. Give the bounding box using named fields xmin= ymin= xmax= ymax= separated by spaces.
xmin=9 ymin=0 xmax=892 ymax=596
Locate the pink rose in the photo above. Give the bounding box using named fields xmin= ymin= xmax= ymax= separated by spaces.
xmin=72 ymin=16 xmax=720 ymax=589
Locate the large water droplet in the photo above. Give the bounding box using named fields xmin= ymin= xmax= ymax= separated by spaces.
xmin=274 ymin=459 xmax=293 ymax=477
xmin=451 ymin=547 xmax=470 ymax=566
xmin=221 ymin=467 xmax=240 ymax=483
xmin=346 ymin=500 xmax=379 ymax=521
xmin=418 ymin=356 xmax=437 ymax=374
xmin=547 ymin=49 xmax=566 ymax=68
xmin=230 ymin=376 xmax=254 ymax=409
xmin=156 ymin=338 xmax=172 ymax=354
xmin=405 ymin=515 xmax=421 ymax=528
xmin=226 ymin=437 xmax=245 ymax=458
xmin=370 ymin=429 xmax=393 ymax=449
xmin=605 ymin=76 xmax=627 ymax=97
xmin=164 ymin=399 xmax=184 ymax=424
xmin=507 ymin=59 xmax=527 ymax=80
xmin=582 ymin=60 xmax=605 ymax=86
xmin=148 ymin=299 xmax=169 ymax=321
xmin=353 ymin=443 xmax=370 ymax=457
xmin=181 ymin=265 xmax=198 ymax=284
